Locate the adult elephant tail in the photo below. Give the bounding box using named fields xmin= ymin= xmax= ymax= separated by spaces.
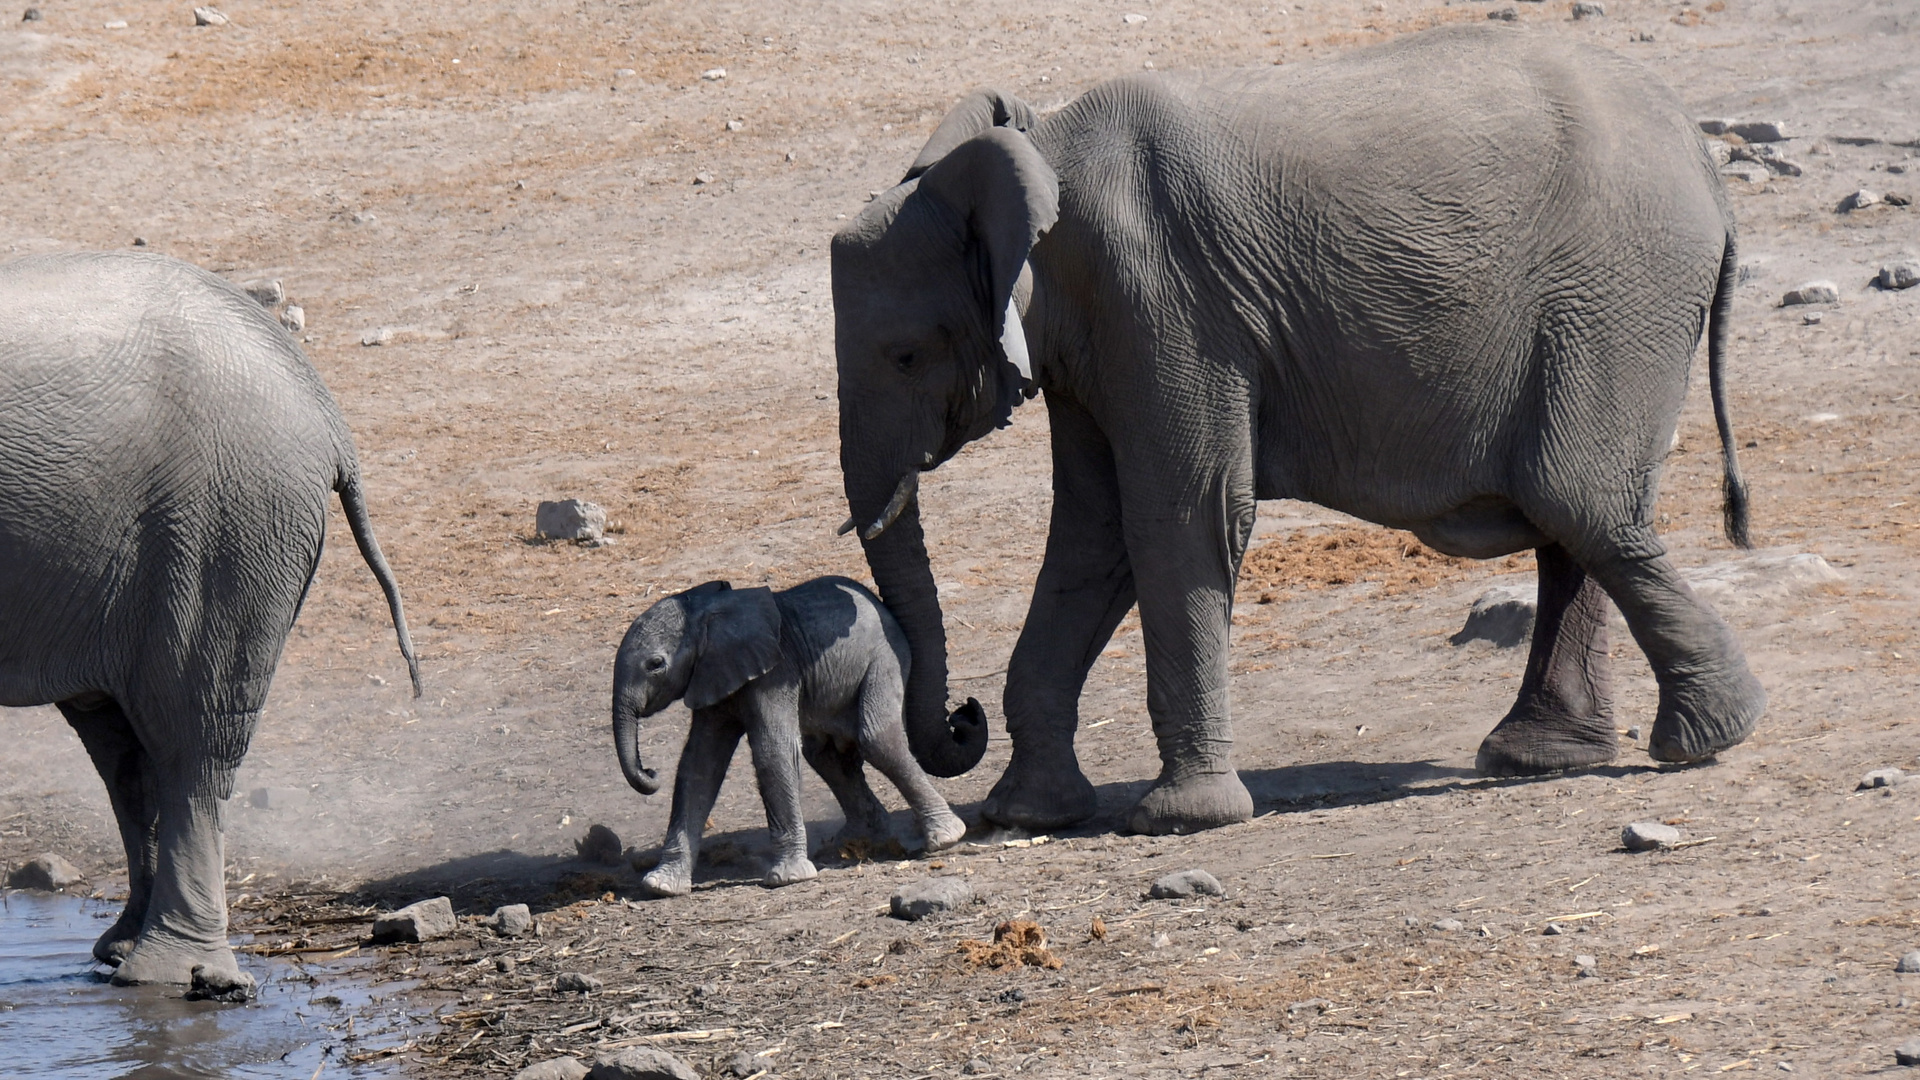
xmin=1709 ymin=234 xmax=1752 ymax=550
xmin=336 ymin=469 xmax=424 ymax=697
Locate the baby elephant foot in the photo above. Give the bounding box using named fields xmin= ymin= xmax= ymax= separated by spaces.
xmin=641 ymin=861 xmax=694 ymax=898
xmin=981 ymin=750 xmax=1097 ymax=831
xmin=1475 ymin=708 xmax=1619 ymax=777
xmin=917 ymin=808 xmax=967 ymax=853
xmin=762 ymin=855 xmax=818 ymax=888
xmin=1125 ymin=771 xmax=1253 ymax=836
xmin=1649 ymin=665 xmax=1766 ymax=764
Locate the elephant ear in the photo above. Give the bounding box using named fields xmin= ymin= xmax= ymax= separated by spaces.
xmin=914 ymin=125 xmax=1059 ymax=393
xmin=903 ymin=88 xmax=1038 ymax=183
xmin=685 ymin=586 xmax=784 ymax=711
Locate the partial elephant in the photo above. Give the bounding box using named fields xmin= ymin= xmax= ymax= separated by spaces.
xmin=0 ymin=252 xmax=420 ymax=990
xmin=612 ymin=577 xmax=967 ymax=897
xmin=831 ymin=25 xmax=1764 ymax=837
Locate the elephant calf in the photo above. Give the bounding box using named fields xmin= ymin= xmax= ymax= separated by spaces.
xmin=612 ymin=577 xmax=967 ymax=896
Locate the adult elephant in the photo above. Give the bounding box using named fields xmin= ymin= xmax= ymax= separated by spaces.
xmin=0 ymin=251 xmax=420 ymax=991
xmin=832 ymin=25 xmax=1765 ymax=836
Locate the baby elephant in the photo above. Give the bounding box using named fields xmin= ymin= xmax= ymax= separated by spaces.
xmin=612 ymin=577 xmax=967 ymax=896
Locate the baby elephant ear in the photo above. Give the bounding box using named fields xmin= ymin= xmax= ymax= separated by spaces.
xmin=685 ymin=587 xmax=783 ymax=711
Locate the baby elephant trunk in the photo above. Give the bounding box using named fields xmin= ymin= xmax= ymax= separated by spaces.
xmin=613 ymin=706 xmax=660 ymax=795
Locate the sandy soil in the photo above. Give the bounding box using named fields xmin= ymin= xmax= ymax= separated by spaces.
xmin=4 ymin=0 xmax=1920 ymax=1075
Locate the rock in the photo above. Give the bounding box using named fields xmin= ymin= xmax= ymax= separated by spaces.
xmin=1841 ymin=189 xmax=1883 ymax=212
xmin=1781 ymin=281 xmax=1840 ymax=306
xmin=184 ymin=964 xmax=256 ymax=1003
xmin=1623 ymin=821 xmax=1681 ymax=851
xmin=589 ymin=1047 xmax=700 ymax=1080
xmin=1148 ymin=869 xmax=1227 ymax=899
xmin=370 ymin=896 xmax=456 ymax=944
xmin=1697 ymin=119 xmax=1733 ymax=135
xmin=515 ymin=1059 xmax=590 ymax=1080
xmin=248 ymin=786 xmax=310 ymax=811
xmin=1888 ymin=191 xmax=1913 ymax=207
xmin=281 ymin=304 xmax=306 ymax=332
xmin=726 ymin=1051 xmax=776 ymax=1077
xmin=1122 ymin=12 xmax=1148 ymax=23
xmin=1451 ymin=582 xmax=1535 ymax=647
xmin=1431 ymin=918 xmax=1466 ymax=932
xmin=1720 ymin=161 xmax=1771 ymax=185
xmin=962 ymin=1059 xmax=993 ymax=1076
xmin=493 ymin=903 xmax=534 ymax=937
xmin=576 ymin=823 xmax=624 ymax=864
xmin=1285 ymin=997 xmax=1331 ymax=1016
xmin=131 ymin=236 xmax=148 ymax=246
xmin=693 ymin=172 xmax=714 ymax=185
xmin=1575 ymin=954 xmax=1599 ymax=977
xmin=1862 ymin=769 xmax=1907 ymax=790
xmin=1876 ymin=260 xmax=1920 ymax=291
xmin=193 ymin=6 xmax=228 ymax=26
xmin=536 ymin=499 xmax=607 ymax=542
xmin=1898 ymin=1037 xmax=1920 ymax=1067
xmin=555 ymin=971 xmax=603 ymax=993
xmin=1626 ymin=726 xmax=1643 ymax=741
xmin=1487 ymin=6 xmax=1518 ymax=19
xmin=496 ymin=955 xmax=516 ymax=973
xmin=1728 ymin=121 xmax=1789 ymax=143
xmin=1680 ymin=551 xmax=1841 ymax=605
xmin=23 ymin=7 xmax=41 ymax=21
xmin=7 ymin=853 xmax=84 ymax=890
xmin=1571 ymin=1 xmax=1604 ymax=16
xmin=1897 ymin=951 xmax=1920 ymax=974
xmin=614 ymin=68 xmax=636 ymax=78
xmin=360 ymin=326 xmax=393 ymax=346
xmin=104 ymin=19 xmax=127 ymax=29
xmin=1544 ymin=922 xmax=1566 ymax=935
xmin=724 ymin=119 xmax=744 ymax=132
xmin=242 ymin=278 xmax=283 ymax=307
xmin=889 ymin=877 xmax=973 ymax=920
xmin=700 ymin=68 xmax=726 ymax=81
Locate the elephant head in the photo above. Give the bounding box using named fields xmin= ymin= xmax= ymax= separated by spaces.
xmin=611 ymin=581 xmax=783 ymax=795
xmin=830 ymin=90 xmax=1060 ymax=778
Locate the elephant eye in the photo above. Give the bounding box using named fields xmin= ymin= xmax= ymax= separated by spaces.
xmin=892 ymin=350 xmax=918 ymax=373
xmin=644 ymin=654 xmax=667 ymax=672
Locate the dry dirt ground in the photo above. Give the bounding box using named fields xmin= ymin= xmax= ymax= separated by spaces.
xmin=4 ymin=0 xmax=1920 ymax=1076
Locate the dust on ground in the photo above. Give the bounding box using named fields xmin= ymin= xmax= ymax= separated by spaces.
xmin=3 ymin=0 xmax=1919 ymax=1076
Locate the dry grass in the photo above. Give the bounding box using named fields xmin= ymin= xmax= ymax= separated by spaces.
xmin=1237 ymin=526 xmax=1533 ymax=602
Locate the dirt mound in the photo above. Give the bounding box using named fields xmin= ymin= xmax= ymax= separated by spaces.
xmin=955 ymin=919 xmax=1061 ymax=970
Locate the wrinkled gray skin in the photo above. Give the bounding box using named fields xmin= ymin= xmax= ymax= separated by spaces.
xmin=0 ymin=252 xmax=420 ymax=988
xmin=832 ymin=26 xmax=1764 ymax=837
xmin=612 ymin=578 xmax=966 ymax=897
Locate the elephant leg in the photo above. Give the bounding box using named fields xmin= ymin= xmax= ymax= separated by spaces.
xmin=58 ymin=696 xmax=158 ymax=967
xmin=853 ymin=677 xmax=965 ymax=852
xmin=1476 ymin=544 xmax=1620 ymax=776
xmin=643 ymin=709 xmax=745 ymax=898
xmin=742 ymin=696 xmax=817 ymax=888
xmin=983 ymin=393 xmax=1137 ymax=830
xmin=801 ymin=732 xmax=892 ymax=855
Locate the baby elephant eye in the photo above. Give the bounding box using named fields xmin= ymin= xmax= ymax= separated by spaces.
xmin=644 ymin=654 xmax=667 ymax=672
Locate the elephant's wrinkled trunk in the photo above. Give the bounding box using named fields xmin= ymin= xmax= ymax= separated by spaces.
xmin=613 ymin=706 xmax=659 ymax=795
xmin=859 ymin=496 xmax=988 ymax=778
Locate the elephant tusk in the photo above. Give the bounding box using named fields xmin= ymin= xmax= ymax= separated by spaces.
xmin=862 ymin=471 xmax=920 ymax=540
xmin=836 ymin=516 xmax=858 ymax=536
xmin=1000 ymin=294 xmax=1032 ymax=381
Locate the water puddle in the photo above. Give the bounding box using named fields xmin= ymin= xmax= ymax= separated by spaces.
xmin=0 ymin=892 xmax=421 ymax=1079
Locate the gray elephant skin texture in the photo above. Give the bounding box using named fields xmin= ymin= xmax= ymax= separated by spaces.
xmin=612 ymin=577 xmax=967 ymax=896
xmin=0 ymin=251 xmax=420 ymax=988
xmin=832 ymin=25 xmax=1765 ymax=837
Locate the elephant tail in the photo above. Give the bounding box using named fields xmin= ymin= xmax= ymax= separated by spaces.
xmin=336 ymin=469 xmax=424 ymax=697
xmin=1709 ymin=234 xmax=1752 ymax=550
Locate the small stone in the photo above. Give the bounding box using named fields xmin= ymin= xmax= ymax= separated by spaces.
xmin=1148 ymin=869 xmax=1226 ymax=900
xmin=724 ymin=119 xmax=744 ymax=132
xmin=1626 ymin=726 xmax=1644 ymax=741
xmin=280 ymin=304 xmax=306 ymax=332
xmin=555 ymin=971 xmax=603 ymax=993
xmin=496 ymin=955 xmax=516 ymax=973
xmin=962 ymin=1058 xmax=993 ymax=1076
xmin=243 ymin=278 xmax=283 ymax=307
xmin=1728 ymin=121 xmax=1789 ymax=143
xmin=1697 ymin=119 xmax=1733 ymax=135
xmin=889 ymin=877 xmax=973 ymax=920
xmin=1888 ymin=191 xmax=1914 ymax=207
xmin=1122 ymin=12 xmax=1148 ymax=23
xmin=131 ymin=236 xmax=147 ymax=246
xmin=1781 ymin=281 xmax=1840 ymax=306
xmin=350 ymin=211 xmax=377 ymax=224
xmin=589 ymin=1046 xmax=701 ymax=1080
xmin=1898 ymin=950 xmax=1920 ymax=974
xmin=1544 ymin=922 xmax=1566 ymax=935
xmin=360 ymin=326 xmax=394 ymax=346
xmin=1452 ymin=582 xmax=1535 ymax=647
xmin=493 ymin=903 xmax=534 ymax=938
xmin=1862 ymin=768 xmax=1907 ymax=790
xmin=1431 ymin=918 xmax=1466 ymax=932
xmin=370 ymin=896 xmax=456 ymax=944
xmin=576 ymin=823 xmax=624 ymax=864
xmin=1720 ymin=161 xmax=1771 ymax=185
xmin=184 ymin=964 xmax=256 ymax=1003
xmin=193 ymin=6 xmax=227 ymax=26
xmin=1286 ymin=997 xmax=1331 ymax=1016
xmin=103 ymin=19 xmax=127 ymax=29
xmin=1150 ymin=931 xmax=1173 ymax=949
xmin=692 ymin=172 xmax=714 ymax=185
xmin=247 ymin=786 xmax=310 ymax=811
xmin=614 ymin=68 xmax=636 ymax=78
xmin=1623 ymin=821 xmax=1682 ymax=851
xmin=1575 ymin=954 xmax=1599 ymax=977
xmin=536 ymin=499 xmax=607 ymax=542
xmin=7 ymin=853 xmax=84 ymax=890
xmin=515 ymin=1058 xmax=589 ymax=1080
xmin=1571 ymin=1 xmax=1604 ymax=16
xmin=1841 ymin=189 xmax=1883 ymax=212
xmin=1898 ymin=1038 xmax=1920 ymax=1067
xmin=22 ymin=7 xmax=41 ymax=21
xmin=1876 ymin=262 xmax=1920 ymax=291
xmin=1488 ymin=6 xmax=1518 ymax=19
xmin=726 ymin=1051 xmax=775 ymax=1078
xmin=700 ymin=68 xmax=726 ymax=81
xmin=1802 ymin=312 xmax=1823 ymax=326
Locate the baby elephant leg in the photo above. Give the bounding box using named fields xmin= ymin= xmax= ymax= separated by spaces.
xmin=745 ymin=698 xmax=818 ymax=888
xmin=644 ymin=710 xmax=744 ymax=898
xmin=856 ymin=678 xmax=966 ymax=852
xmin=802 ymin=732 xmax=891 ymax=856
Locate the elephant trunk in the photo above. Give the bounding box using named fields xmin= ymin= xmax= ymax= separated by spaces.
xmin=859 ymin=495 xmax=988 ymax=778
xmin=613 ymin=705 xmax=660 ymax=795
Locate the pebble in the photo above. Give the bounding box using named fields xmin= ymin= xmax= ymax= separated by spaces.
xmin=360 ymin=326 xmax=394 ymax=346
xmin=889 ymin=877 xmax=973 ymax=920
xmin=962 ymin=1058 xmax=993 ymax=1076
xmin=1729 ymin=120 xmax=1789 ymax=143
xmin=1780 ymin=281 xmax=1839 ymax=306
xmin=1888 ymin=192 xmax=1914 ymax=207
xmin=1842 ymin=189 xmax=1883 ymax=212
xmin=131 ymin=236 xmax=148 ymax=246
xmin=726 ymin=1051 xmax=776 ymax=1077
xmin=22 ymin=8 xmax=41 ymax=21
xmin=1575 ymin=954 xmax=1599 ymax=977
xmin=589 ymin=1047 xmax=700 ymax=1080
xmin=1431 ymin=918 xmax=1466 ymax=933
xmin=1623 ymin=821 xmax=1682 ymax=851
xmin=496 ymin=955 xmax=516 ymax=973
xmin=1720 ymin=161 xmax=1771 ymax=185
xmin=614 ymin=68 xmax=636 ymax=77
xmin=281 ymin=305 xmax=306 ymax=332
xmin=1544 ymin=923 xmax=1566 ymax=936
xmin=243 ymin=278 xmax=283 ymax=307
xmin=1899 ymin=951 xmax=1920 ymax=974
xmin=724 ymin=119 xmax=744 ymax=132
xmin=493 ymin=902 xmax=534 ymax=938
xmin=1122 ymin=12 xmax=1148 ymax=23
xmin=1285 ymin=997 xmax=1331 ymax=1016
xmin=1451 ymin=582 xmax=1535 ymax=647
xmin=370 ymin=896 xmax=455 ymax=944
xmin=192 ymin=6 xmax=227 ymax=26
xmin=576 ymin=823 xmax=624 ymax=864
xmin=1148 ymin=869 xmax=1226 ymax=900
xmin=692 ymin=172 xmax=715 ymax=185
xmin=1626 ymin=726 xmax=1643 ymax=742
xmin=1862 ymin=768 xmax=1907 ymax=790
xmin=1697 ymin=119 xmax=1734 ymax=135
xmin=700 ymin=68 xmax=726 ymax=81
xmin=1876 ymin=261 xmax=1920 ymax=291
xmin=514 ymin=1059 xmax=589 ymax=1080
xmin=1487 ymin=6 xmax=1518 ymax=19
xmin=1898 ymin=1038 xmax=1920 ymax=1067
xmin=7 ymin=853 xmax=84 ymax=890
xmin=1571 ymin=1 xmax=1604 ymax=16
xmin=556 ymin=972 xmax=603 ymax=993
xmin=537 ymin=499 xmax=607 ymax=542
xmin=103 ymin=19 xmax=127 ymax=29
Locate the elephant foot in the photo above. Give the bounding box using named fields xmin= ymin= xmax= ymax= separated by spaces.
xmin=1125 ymin=771 xmax=1253 ymax=836
xmin=108 ymin=930 xmax=242 ymax=989
xmin=1649 ymin=665 xmax=1766 ymax=764
xmin=981 ymin=750 xmax=1097 ymax=831
xmin=641 ymin=861 xmax=693 ymax=898
xmin=917 ymin=808 xmax=967 ymax=853
xmin=762 ymin=855 xmax=818 ymax=888
xmin=186 ymin=963 xmax=257 ymax=1003
xmin=1475 ymin=708 xmax=1619 ymax=777
xmin=92 ymin=914 xmax=142 ymax=967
